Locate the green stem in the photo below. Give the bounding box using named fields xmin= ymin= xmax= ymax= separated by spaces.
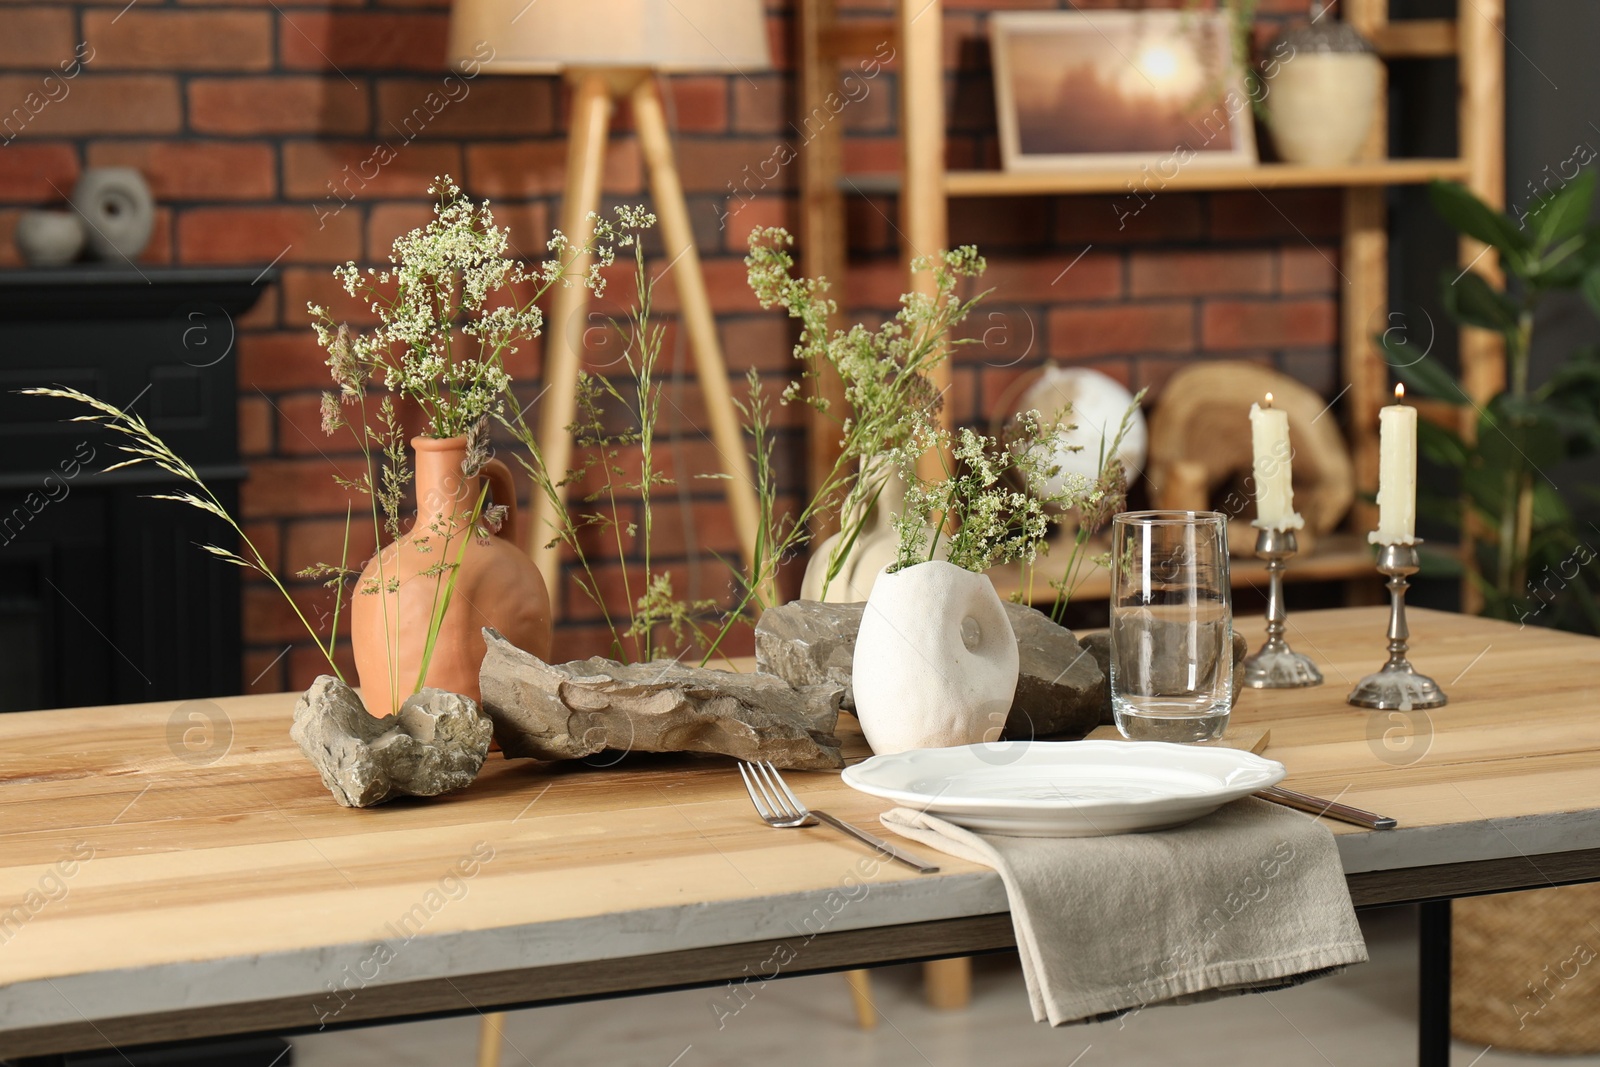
xmin=358 ymin=393 xmax=400 ymax=710
xmin=1512 ymin=311 xmax=1534 ymax=398
xmin=412 ymin=481 xmax=489 ymax=694
xmin=818 ymin=477 xmax=886 ymax=601
xmin=923 ymin=443 xmax=961 ymax=564
xmin=1493 ymin=311 xmax=1536 ymax=600
xmin=502 ymin=427 xmax=625 ymax=654
xmin=599 ymin=451 xmax=634 ymax=657
xmin=326 ymin=502 xmax=353 ymax=666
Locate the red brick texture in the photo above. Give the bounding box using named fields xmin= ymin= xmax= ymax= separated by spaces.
xmin=2 ymin=0 xmax=1340 ymax=691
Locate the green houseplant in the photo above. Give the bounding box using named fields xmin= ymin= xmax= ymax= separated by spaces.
xmin=1385 ymin=175 xmax=1600 ymax=630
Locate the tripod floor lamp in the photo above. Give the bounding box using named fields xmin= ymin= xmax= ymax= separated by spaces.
xmin=448 ymin=0 xmax=767 ymax=606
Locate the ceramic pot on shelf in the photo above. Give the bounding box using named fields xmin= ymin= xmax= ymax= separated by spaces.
xmin=71 ymin=167 xmax=156 ymax=261
xmin=851 ymin=559 xmax=1019 ymax=754
xmin=351 ymin=436 xmax=551 ymax=717
xmin=1262 ymin=4 xmax=1383 ymax=166
xmin=15 ymin=210 xmax=86 ymax=267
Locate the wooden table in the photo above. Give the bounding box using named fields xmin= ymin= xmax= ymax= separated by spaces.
xmin=3 ymin=607 xmax=1599 ymax=1061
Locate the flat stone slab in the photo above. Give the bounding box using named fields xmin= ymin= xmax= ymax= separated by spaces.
xmin=290 ymin=676 xmax=492 ymax=808
xmin=479 ymin=630 xmax=845 ymax=770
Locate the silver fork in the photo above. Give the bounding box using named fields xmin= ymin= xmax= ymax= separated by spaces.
xmin=737 ymin=760 xmax=940 ymax=874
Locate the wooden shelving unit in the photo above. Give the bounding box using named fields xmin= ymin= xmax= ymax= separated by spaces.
xmin=797 ymin=0 xmax=1507 ymax=603
xmin=987 ymin=532 xmax=1375 ymax=606
xmin=847 ymin=158 xmax=1471 ymax=197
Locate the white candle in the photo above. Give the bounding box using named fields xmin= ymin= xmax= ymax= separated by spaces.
xmin=1371 ymin=383 xmax=1418 ymax=545
xmin=1249 ymin=394 xmax=1304 ymax=531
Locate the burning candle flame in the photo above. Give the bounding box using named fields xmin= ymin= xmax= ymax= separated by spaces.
xmin=1264 ymin=392 xmax=1274 ymax=408
xmin=1395 ymin=383 xmax=1405 ymax=401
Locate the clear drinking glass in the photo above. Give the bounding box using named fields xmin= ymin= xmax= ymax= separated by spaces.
xmin=1110 ymin=511 xmax=1233 ymax=743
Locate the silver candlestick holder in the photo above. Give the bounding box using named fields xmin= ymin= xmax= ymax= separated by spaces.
xmin=1347 ymin=542 xmax=1448 ymax=710
xmin=1241 ymin=527 xmax=1323 ymax=688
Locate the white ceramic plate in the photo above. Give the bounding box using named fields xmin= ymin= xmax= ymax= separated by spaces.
xmin=842 ymin=740 xmax=1287 ymax=837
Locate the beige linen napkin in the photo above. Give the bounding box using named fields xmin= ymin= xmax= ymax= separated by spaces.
xmin=881 ymin=797 xmax=1367 ymax=1026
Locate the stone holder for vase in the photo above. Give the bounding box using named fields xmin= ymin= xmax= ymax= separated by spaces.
xmin=291 ymin=676 xmax=492 ymax=808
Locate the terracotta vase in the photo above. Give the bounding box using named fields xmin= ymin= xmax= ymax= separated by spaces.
xmin=351 ymin=436 xmax=552 ymax=716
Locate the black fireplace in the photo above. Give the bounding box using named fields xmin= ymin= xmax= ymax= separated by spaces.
xmin=0 ymin=267 xmax=272 ymax=712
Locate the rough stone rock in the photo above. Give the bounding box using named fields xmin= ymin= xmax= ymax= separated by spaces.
xmin=290 ymin=676 xmax=492 ymax=808
xmin=755 ymin=599 xmax=1107 ymax=740
xmin=1080 ymin=628 xmax=1251 ymax=724
xmin=1003 ymin=601 xmax=1107 ymax=740
xmin=1080 ymin=632 xmax=1112 ymax=708
xmin=479 ymin=630 xmax=845 ymax=770
xmin=754 ymin=599 xmax=865 ymax=706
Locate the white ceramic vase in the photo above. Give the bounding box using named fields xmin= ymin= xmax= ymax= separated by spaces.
xmin=15 ymin=210 xmax=86 ymax=267
xmin=852 ymin=560 xmax=1019 ymax=755
xmin=801 ymin=525 xmax=896 ymax=604
xmin=800 ymin=474 xmax=944 ymax=603
xmin=1264 ymin=52 xmax=1383 ymax=166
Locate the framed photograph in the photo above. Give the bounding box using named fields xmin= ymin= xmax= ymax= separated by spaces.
xmin=990 ymin=10 xmax=1257 ymax=173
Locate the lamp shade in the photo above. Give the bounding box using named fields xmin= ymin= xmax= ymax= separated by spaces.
xmin=448 ymin=0 xmax=771 ymax=74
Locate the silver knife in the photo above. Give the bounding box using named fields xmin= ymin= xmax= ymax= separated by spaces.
xmin=1257 ymin=785 xmax=1397 ymax=830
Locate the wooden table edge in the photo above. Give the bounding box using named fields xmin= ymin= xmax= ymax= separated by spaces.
xmin=8 ymin=846 xmax=1600 ymax=1059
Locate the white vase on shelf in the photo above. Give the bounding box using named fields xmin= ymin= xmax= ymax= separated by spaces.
xmin=1265 ymin=53 xmax=1382 ymax=165
xmin=851 ymin=560 xmax=1019 ymax=755
xmin=1263 ymin=5 xmax=1383 ymax=166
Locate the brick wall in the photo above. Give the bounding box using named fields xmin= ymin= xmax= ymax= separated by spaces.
xmin=0 ymin=0 xmax=1340 ymax=691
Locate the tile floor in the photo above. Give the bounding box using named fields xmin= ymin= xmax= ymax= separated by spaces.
xmin=294 ymin=907 xmax=1600 ymax=1067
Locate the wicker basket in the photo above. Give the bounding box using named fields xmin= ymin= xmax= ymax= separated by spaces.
xmin=1452 ymin=885 xmax=1600 ymax=1053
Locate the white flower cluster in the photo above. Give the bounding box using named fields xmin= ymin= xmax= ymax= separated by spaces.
xmin=309 ymin=175 xmax=655 ymax=441
xmin=891 ymin=405 xmax=1135 ymax=577
xmin=894 ymin=422 xmax=1055 ymax=574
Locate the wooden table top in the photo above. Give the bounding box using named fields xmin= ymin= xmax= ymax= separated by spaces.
xmin=3 ymin=606 xmax=1599 ymax=1055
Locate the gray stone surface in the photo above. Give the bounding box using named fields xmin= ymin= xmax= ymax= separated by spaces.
xmin=755 ymin=599 xmax=1107 ymax=740
xmin=754 ymin=599 xmax=864 ymax=706
xmin=290 ymin=677 xmax=493 ymax=808
xmin=480 ymin=630 xmax=845 ymax=770
xmin=1081 ymin=628 xmax=1250 ymax=724
xmin=1003 ymin=601 xmax=1106 ymax=740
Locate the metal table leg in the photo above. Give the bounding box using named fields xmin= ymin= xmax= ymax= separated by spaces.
xmin=1419 ymin=900 xmax=1452 ymax=1067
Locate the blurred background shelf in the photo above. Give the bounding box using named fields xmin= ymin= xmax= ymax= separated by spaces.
xmin=839 ymin=158 xmax=1473 ymax=198
xmin=986 ymin=532 xmax=1377 ymax=606
xmin=798 ymin=1 xmax=1506 ymax=611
